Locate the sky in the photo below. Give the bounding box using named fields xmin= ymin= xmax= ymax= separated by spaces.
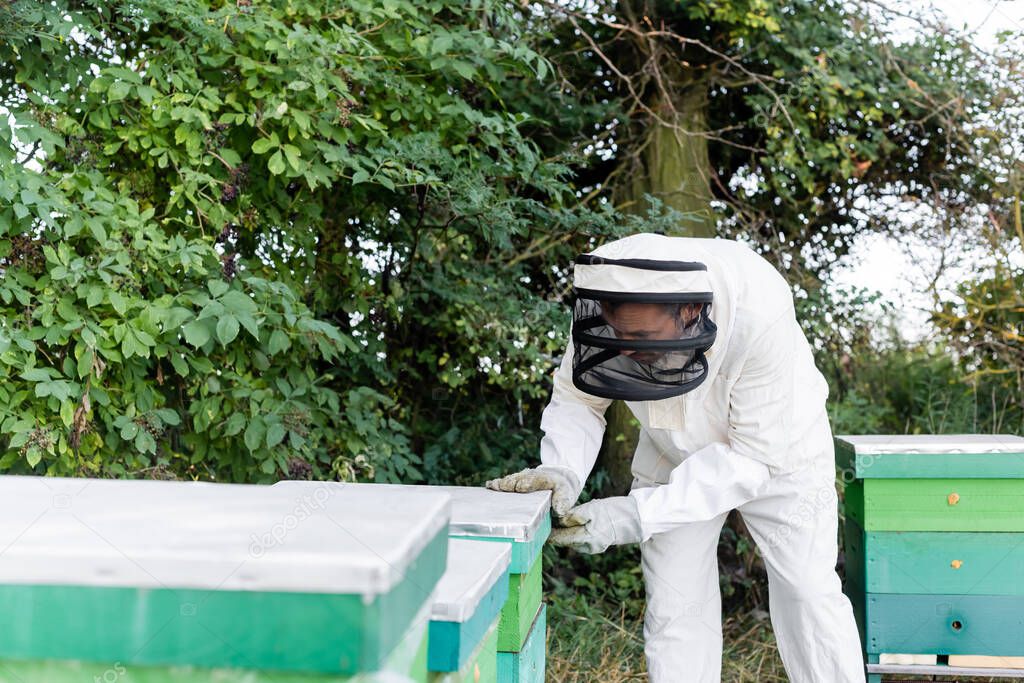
xmin=828 ymin=1 xmax=1024 ymax=343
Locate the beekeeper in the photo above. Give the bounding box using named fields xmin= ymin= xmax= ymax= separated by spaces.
xmin=486 ymin=233 xmax=865 ymax=682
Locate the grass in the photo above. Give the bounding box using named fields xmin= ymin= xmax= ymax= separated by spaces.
xmin=546 ymin=595 xmax=787 ymax=682
xmin=546 ymin=595 xmax=1024 ymax=682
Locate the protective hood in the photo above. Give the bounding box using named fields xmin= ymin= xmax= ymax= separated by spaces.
xmin=570 ymin=234 xmax=735 ymax=402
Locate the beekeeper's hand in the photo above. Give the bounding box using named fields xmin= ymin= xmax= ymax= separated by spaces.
xmin=485 ymin=465 xmax=581 ymax=519
xmin=548 ymin=496 xmax=644 ymax=555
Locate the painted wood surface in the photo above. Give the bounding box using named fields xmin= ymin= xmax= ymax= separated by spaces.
xmin=847 ymin=478 xmax=1024 ymax=531
xmin=863 ymin=529 xmax=1024 ymax=595
xmin=948 ymin=655 xmax=1024 ymax=669
xmin=450 ymin=515 xmax=551 ymax=575
xmin=842 ymin=479 xmax=864 ymax=528
xmin=844 ymin=518 xmax=1024 ymax=596
xmin=0 ymin=527 xmax=448 ymax=675
xmin=866 ymin=662 xmax=1024 ymax=678
xmin=0 ymin=602 xmax=432 ymax=682
xmin=835 ymin=435 xmax=1024 ymax=480
xmin=429 ymin=571 xmax=509 ymax=672
xmin=429 ymin=619 xmax=500 ymax=683
xmin=866 ymin=593 xmax=1024 ymax=655
xmin=496 ymin=556 xmax=544 ymax=653
xmin=843 ymin=577 xmax=867 ymax=655
xmin=0 ymin=664 xmax=431 ymax=682
xmin=496 ymin=605 xmax=546 ymax=683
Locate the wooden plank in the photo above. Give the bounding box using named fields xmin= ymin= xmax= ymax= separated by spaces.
xmin=865 ymin=530 xmax=1024 ymax=595
xmin=497 ymin=604 xmax=546 ymax=683
xmin=862 ymin=479 xmax=1024 ymax=531
xmin=867 ymin=662 xmax=1024 ymax=677
xmin=497 ymin=556 xmax=544 ymax=652
xmin=866 ymin=593 xmax=1024 ymax=656
xmin=948 ymin=655 xmax=1024 ymax=669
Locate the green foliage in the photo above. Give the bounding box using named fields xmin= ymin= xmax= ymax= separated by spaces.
xmin=547 ymin=544 xmax=647 ymax=620
xmin=0 ymin=0 xmax=641 ymax=481
xmin=931 ymin=225 xmax=1024 ymax=435
xmin=0 ymin=163 xmax=355 ymax=479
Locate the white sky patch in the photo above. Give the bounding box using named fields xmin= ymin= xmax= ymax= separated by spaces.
xmin=833 ymin=0 xmax=1022 ymax=344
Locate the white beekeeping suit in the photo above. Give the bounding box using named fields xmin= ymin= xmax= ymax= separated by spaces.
xmin=488 ymin=233 xmax=865 ymax=683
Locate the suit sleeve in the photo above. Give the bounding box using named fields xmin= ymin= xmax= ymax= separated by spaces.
xmin=538 ymin=340 xmax=613 ymax=494
xmin=628 ymin=314 xmax=801 ymax=538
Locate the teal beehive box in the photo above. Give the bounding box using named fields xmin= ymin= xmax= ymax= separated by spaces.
xmin=428 ymin=487 xmax=548 ymax=683
xmin=428 ymin=539 xmax=511 ymax=681
xmin=496 ymin=604 xmax=545 ymax=683
xmin=837 ymin=434 xmax=1024 ymax=681
xmin=0 ymin=476 xmax=451 ymax=682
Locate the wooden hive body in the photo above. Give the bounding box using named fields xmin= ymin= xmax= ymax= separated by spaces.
xmin=837 ymin=434 xmax=1024 ymax=681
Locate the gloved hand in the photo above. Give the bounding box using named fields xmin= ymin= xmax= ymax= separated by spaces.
xmin=485 ymin=465 xmax=581 ymax=519
xmin=548 ymin=496 xmax=644 ymax=555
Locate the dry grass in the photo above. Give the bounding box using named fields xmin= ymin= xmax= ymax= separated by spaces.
xmin=545 ymin=598 xmax=1023 ymax=682
xmin=546 ymin=598 xmax=787 ymax=682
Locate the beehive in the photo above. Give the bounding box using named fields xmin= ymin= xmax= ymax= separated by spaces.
xmin=428 ymin=539 xmax=511 ymax=682
xmin=429 ymin=486 xmax=550 ymax=683
xmin=837 ymin=434 xmax=1024 ymax=682
xmin=0 ymin=476 xmax=451 ymax=681
xmin=273 ymin=482 xmax=552 ymax=683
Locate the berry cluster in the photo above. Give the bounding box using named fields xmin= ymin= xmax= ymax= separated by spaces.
xmin=220 ymin=162 xmax=249 ymax=204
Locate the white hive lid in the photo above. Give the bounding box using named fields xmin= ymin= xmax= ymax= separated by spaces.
xmin=428 ymin=485 xmax=550 ymax=542
xmin=276 ymin=483 xmax=552 ymax=542
xmin=836 ymin=434 xmax=1024 ymax=455
xmin=0 ymin=476 xmax=450 ymax=596
xmin=430 ymin=538 xmax=511 ymax=623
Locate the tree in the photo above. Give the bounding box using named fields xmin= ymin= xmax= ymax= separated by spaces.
xmin=522 ymin=0 xmax=1010 ymax=495
xmin=1 ymin=0 xmax=671 ymax=482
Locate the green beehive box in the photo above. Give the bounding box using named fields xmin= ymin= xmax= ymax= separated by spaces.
xmin=428 ymin=539 xmax=511 ymax=676
xmin=837 ymin=434 xmax=1024 ymax=682
xmin=0 ymin=476 xmax=451 ymax=680
xmin=496 ymin=604 xmax=545 ymax=683
xmin=429 ymin=487 xmax=549 ymax=654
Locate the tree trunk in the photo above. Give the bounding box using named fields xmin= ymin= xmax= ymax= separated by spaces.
xmin=595 ymin=79 xmax=716 ymax=496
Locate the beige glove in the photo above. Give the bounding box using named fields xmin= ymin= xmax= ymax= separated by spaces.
xmin=485 ymin=465 xmax=581 ymax=519
xmin=548 ymin=496 xmax=644 ymax=555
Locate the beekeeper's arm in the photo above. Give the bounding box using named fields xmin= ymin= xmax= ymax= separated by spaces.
xmin=486 ymin=342 xmax=611 ymax=517
xmin=551 ymin=312 xmax=807 ymax=553
xmin=628 ymin=313 xmax=800 ymax=538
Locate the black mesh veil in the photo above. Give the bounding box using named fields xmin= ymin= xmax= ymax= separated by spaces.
xmin=570 ymin=291 xmax=717 ymax=401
